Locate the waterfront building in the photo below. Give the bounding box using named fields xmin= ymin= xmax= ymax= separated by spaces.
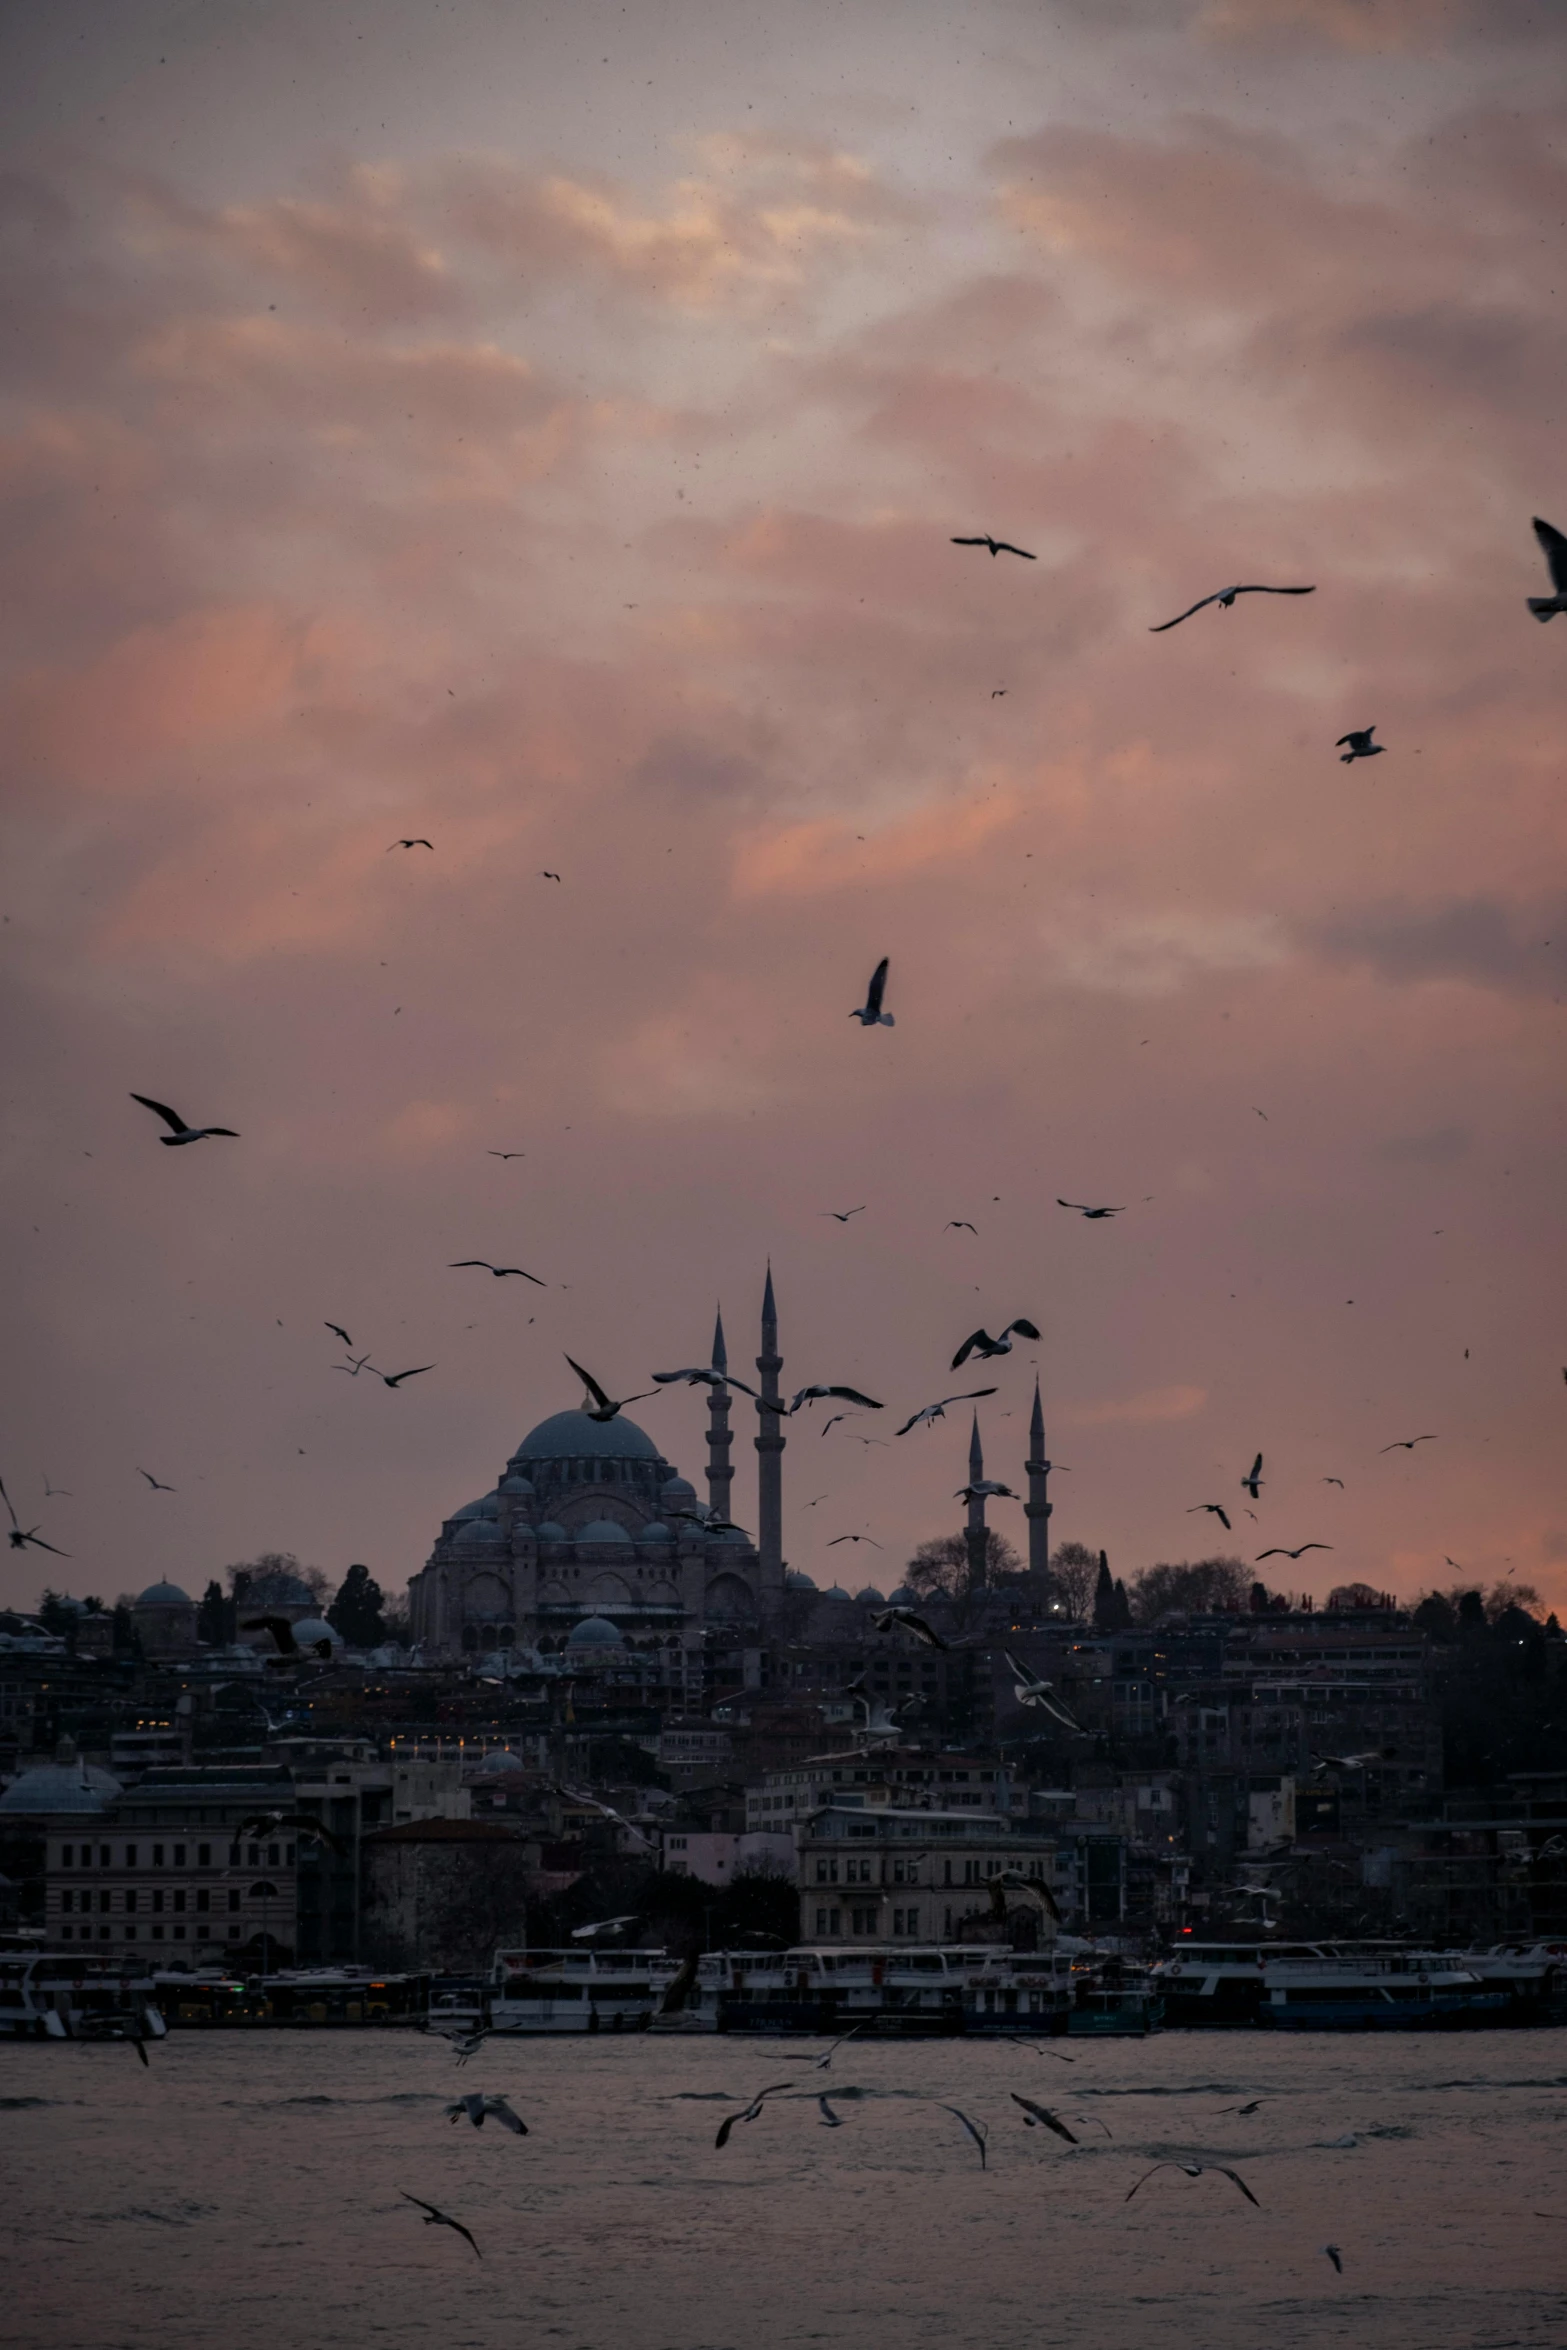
xmin=797 ymin=1804 xmax=1059 ymax=1944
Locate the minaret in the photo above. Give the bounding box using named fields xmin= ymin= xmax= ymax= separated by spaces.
xmin=965 ymin=1412 xmax=989 ymax=1591
xmin=1025 ymin=1378 xmax=1052 ymax=1577
xmin=705 ymin=1308 xmax=734 ymax=1523
xmin=755 ymin=1263 xmax=785 ymax=1573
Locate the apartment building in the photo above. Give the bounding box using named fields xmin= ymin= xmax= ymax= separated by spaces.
xmin=797 ymin=1803 xmax=1058 ymax=1944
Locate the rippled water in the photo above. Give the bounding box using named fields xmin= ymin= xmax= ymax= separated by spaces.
xmin=7 ymin=2026 xmax=1567 ymax=2349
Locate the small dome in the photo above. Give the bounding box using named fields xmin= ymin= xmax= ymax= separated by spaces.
xmin=855 ymin=1586 xmax=887 ymax=1606
xmin=513 ymin=1410 xmax=660 ymax=1463
xmin=786 ymin=1570 xmax=818 ymax=1591
xmin=566 ymin=1613 xmax=625 ymax=1647
xmin=709 ymin=1525 xmax=750 ymax=1545
xmin=290 ymin=1616 xmax=342 ymax=1649
xmin=574 ymin=1519 xmax=633 ymax=1544
xmin=661 ymin=1475 xmax=697 ymax=1501
xmin=0 ymin=1753 xmax=123 ymax=1815
xmin=498 ymin=1473 xmax=534 ymax=1497
xmin=452 ymin=1494 xmax=499 ymax=1522
xmin=535 ymin=1522 xmax=567 ymax=1541
xmin=639 ymin=1522 xmax=672 ymax=1541
xmin=137 ymin=1579 xmax=193 ymax=1607
xmin=886 ymin=1585 xmax=915 ymax=1604
xmin=454 ymin=1515 xmax=504 ymax=1547
xmin=823 ymin=1583 xmax=853 ymax=1601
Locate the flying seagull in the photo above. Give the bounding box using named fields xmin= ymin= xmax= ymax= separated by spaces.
xmin=1150 ymin=583 xmax=1315 ymax=632
xmin=789 ymin=1384 xmax=883 ymax=1415
xmin=334 ymin=1352 xmax=373 ymax=1377
xmin=1 ymin=1476 xmax=69 ymax=1556
xmin=41 ymin=1477 xmax=70 ymax=1497
xmin=565 ymin=1355 xmax=658 ymax=1422
xmin=1380 ymin=1434 xmax=1437 ymax=1452
xmin=1126 ymin=2161 xmax=1260 ymax=2207
xmin=1057 ymin=1199 xmax=1122 ymax=1219
xmin=1336 ymin=726 xmax=1384 ymax=764
xmin=896 ymin=1388 xmax=998 ymax=1435
xmin=399 ymin=2192 xmax=480 ymax=2258
xmin=957 ymin=1480 xmax=1019 ymax=1502
xmin=715 ymin=2080 xmax=798 ymax=2149
xmin=822 ymin=1206 xmax=866 ymax=1222
xmin=447 ymin=2094 xmax=527 ymax=2134
xmin=987 ymin=1871 xmax=1063 ymax=1926
xmin=812 ymin=2022 xmax=870 ymax=2070
xmin=1010 ymin=2093 xmax=1078 ymax=2145
xmin=945 ymin=1220 xmax=977 ymax=1233
xmin=548 ymin=1785 xmax=655 ymax=1850
xmin=235 ymin=1809 xmax=346 ymax=1853
xmin=1322 ymin=2245 xmax=1344 ymax=2274
xmin=1256 ymin=1542 xmax=1332 ymax=1561
xmin=1527 ymin=517 xmax=1567 ymax=619
xmin=388 ymin=838 xmax=433 ymax=850
xmin=243 ymin=1617 xmax=333 ymax=1662
xmin=653 ymin=1367 xmax=766 ymax=1401
xmin=540 ymin=870 xmax=562 ymax=882
xmin=450 ymin=1260 xmax=545 ymax=1283
xmin=936 ymin=2104 xmax=988 ymax=2168
xmin=872 ymin=1605 xmax=948 ymax=1651
xmin=951 ymin=534 xmax=1035 ymax=561
xmin=376 ymin=1364 xmax=434 ymax=1388
xmin=817 ymin=2095 xmax=845 ymax=2127
xmin=137 ymin=1469 xmax=176 ymax=1491
xmin=1218 ymin=2099 xmax=1264 ymax=2117
xmin=1241 ymin=1453 xmax=1264 ymax=1498
xmin=130 ymin=1093 xmax=238 ymax=1146
xmin=1323 ymin=1476 xmax=1344 ymax=1487
xmin=1188 ymin=1503 xmax=1232 ymax=1531
xmin=487 ymin=1150 xmax=526 ymax=1160
xmin=1004 ymin=1651 xmax=1083 ymax=1731
xmin=324 ymin=1322 xmax=354 ymax=1347
xmin=828 ymin=1532 xmax=882 ymax=1547
xmin=849 ymin=957 xmax=894 ymax=1028
xmin=952 ymin=1318 xmax=1040 ymax=1368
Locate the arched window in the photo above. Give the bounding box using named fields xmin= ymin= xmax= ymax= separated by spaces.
xmin=461 ymin=1625 xmax=478 ymax=1651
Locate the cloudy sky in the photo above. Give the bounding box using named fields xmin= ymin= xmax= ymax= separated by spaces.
xmin=3 ymin=0 xmax=1564 ymax=1619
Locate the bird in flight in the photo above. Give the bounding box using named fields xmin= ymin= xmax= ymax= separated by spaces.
xmin=1126 ymin=2161 xmax=1260 ymax=2206
xmin=540 ymin=870 xmax=562 ymax=882
xmin=951 ymin=534 xmax=1035 ymax=561
xmin=1004 ymin=1652 xmax=1083 ymax=1730
xmin=1323 ymin=1476 xmax=1344 ymax=1487
xmin=487 ymin=1150 xmax=526 ymax=1160
xmin=789 ymin=1384 xmax=883 ymax=1416
xmin=1149 ymin=583 xmax=1315 ymax=632
xmin=1322 ymin=2246 xmax=1344 ymax=2274
xmin=822 ymin=1206 xmax=866 ymax=1222
xmin=951 ymin=1319 xmax=1040 ymax=1368
xmin=130 ymin=1093 xmax=239 ymax=1146
xmin=1218 ymin=2099 xmax=1264 ymax=2117
xmin=1057 ymin=1199 xmax=1122 ymax=1219
xmin=376 ymin=1364 xmax=435 ymax=1388
xmin=447 ymin=2093 xmax=527 ymax=2134
xmin=1188 ymin=1503 xmax=1232 ymax=1530
xmin=653 ymin=1366 xmax=765 ymax=1400
xmin=958 ymin=1479 xmax=1019 ymax=1502
xmin=236 ymin=1809 xmax=346 ymax=1853
xmin=896 ymin=1388 xmax=998 ymax=1435
xmin=1527 ymin=516 xmax=1567 ymax=619
xmin=449 ymin=1260 xmax=545 ymax=1284
xmin=811 ymin=2022 xmax=871 ymax=2070
xmin=333 ymin=1352 xmax=373 ymax=1377
xmin=715 ymin=2080 xmax=798 ymax=2149
xmin=817 ymin=2094 xmax=845 ymax=2127
xmin=387 ymin=838 xmax=433 ymax=850
xmin=1 ymin=1476 xmax=69 ymax=1556
xmin=1010 ymin=2093 xmax=1078 ymax=2145
xmin=872 ymin=1605 xmax=949 ymax=1650
xmin=400 ymin=2192 xmax=480 ymax=2258
xmin=828 ymin=1532 xmax=882 ymax=1547
xmin=1241 ymin=1453 xmax=1264 ymax=1498
xmin=137 ymin=1469 xmax=176 ymax=1491
xmin=849 ymin=957 xmax=894 ymax=1028
xmin=936 ymin=2104 xmax=988 ymax=2168
xmin=324 ymin=1322 xmax=354 ymax=1348
xmin=945 ymin=1220 xmax=977 ymax=1234
xmin=1256 ymin=1542 xmax=1332 ymax=1561
xmin=1380 ymin=1434 xmax=1437 ymax=1451
xmin=243 ymin=1617 xmax=333 ymax=1663
xmin=565 ymin=1356 xmax=658 ymax=1422
xmin=41 ymin=1476 xmax=70 ymax=1497
xmin=1336 ymin=726 xmax=1384 ymax=764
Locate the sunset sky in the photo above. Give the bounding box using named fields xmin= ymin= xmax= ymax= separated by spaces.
xmin=3 ymin=0 xmax=1564 ymax=1620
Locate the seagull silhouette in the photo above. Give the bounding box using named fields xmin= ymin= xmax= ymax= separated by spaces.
xmin=871 ymin=1605 xmax=948 ymax=1650
xmin=828 ymin=1533 xmax=883 ymax=1547
xmin=1527 ymin=516 xmax=1567 ymax=619
xmin=951 ymin=533 xmax=1034 ymax=560
xmin=446 ymin=2094 xmax=527 ymax=2134
xmin=1126 ymin=2161 xmax=1259 ymax=2206
xmin=1323 ymin=2245 xmax=1344 ymax=2274
xmin=1323 ymin=1476 xmax=1344 ymax=1487
xmin=936 ymin=2104 xmax=988 ymax=2167
xmin=789 ymin=1384 xmax=883 ymax=1415
xmin=376 ymin=1364 xmax=435 ymax=1388
xmin=1256 ymin=1543 xmax=1332 ymax=1561
xmin=715 ymin=2080 xmax=798 ymax=2149
xmin=1010 ymin=2093 xmax=1078 ymax=2144
xmin=822 ymin=1206 xmax=866 ymax=1222
xmin=945 ymin=1220 xmax=978 ymax=1233
xmin=850 ymin=957 xmax=894 ymax=1027
xmin=324 ymin=1322 xmax=354 ymax=1348
xmin=1241 ymin=1453 xmax=1264 ymax=1498
xmin=951 ymin=1319 xmax=1040 ymax=1368
xmin=388 ymin=838 xmax=433 ymax=850
xmin=137 ymin=1469 xmax=176 ymax=1491
xmin=487 ymin=1150 xmax=526 ymax=1160
xmin=1 ymin=1476 xmax=69 ymax=1556
xmin=541 ymin=871 xmax=562 ymax=881
xmin=1057 ymin=1199 xmax=1122 ymax=1219
xmin=450 ymin=1260 xmax=545 ymax=1283
xmin=1336 ymin=726 xmax=1384 ymax=764
xmin=399 ymin=2192 xmax=480 ymax=2258
xmin=958 ymin=1480 xmax=1019 ymax=1502
xmin=1188 ymin=1503 xmax=1232 ymax=1530
xmin=1150 ymin=583 xmax=1315 ymax=632
xmin=896 ymin=1389 xmax=998 ymax=1435
xmin=1380 ymin=1435 xmax=1437 ymax=1452
xmin=130 ymin=1093 xmax=238 ymax=1146
xmin=566 ymin=1355 xmax=658 ymax=1422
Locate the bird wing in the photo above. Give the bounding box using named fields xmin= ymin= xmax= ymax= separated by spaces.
xmin=1234 ymin=584 xmax=1315 ymax=598
xmin=384 ymin=1364 xmax=434 ymax=1384
xmin=130 ymin=1094 xmax=190 ymax=1134
xmin=865 ymin=957 xmax=889 ymax=1016
xmin=1149 ymin=593 xmax=1221 ymax=632
xmin=486 ymin=2098 xmax=528 ymax=2134
xmin=714 ymin=2109 xmax=743 ymax=2148
xmin=1005 ymin=1318 xmax=1042 ymax=1341
xmin=950 ymin=536 xmax=988 ymax=547
xmin=564 ymin=1355 xmax=613 ymax=1411
xmin=1248 ymin=1454 xmax=1263 ymax=1479
xmin=1010 ymin=2093 xmax=1077 ymax=2143
xmin=1218 ymin=2165 xmax=1261 ymax=2206
xmin=824 ymin=1386 xmax=882 ymax=1409
xmin=1296 ymin=1542 xmax=1331 ymax=1553
xmin=948 ymin=1388 xmax=998 ymax=1408
xmin=939 ymin=2105 xmax=987 ymax=2167
xmin=24 ymin=1533 xmax=70 ymax=1555
xmin=325 ymin=1323 xmax=352 ymax=1345
xmin=950 ymin=1331 xmax=987 ymax=1369
xmin=1125 ymin=2164 xmax=1173 ymax=2201
xmin=1255 ymin=1549 xmax=1288 ymax=1561
xmin=242 ymin=1616 xmax=297 ymax=1654
xmin=1533 ymin=516 xmax=1567 ymax=594
xmin=449 ymin=1260 xmax=495 ymax=1270
xmin=1004 ymin=1650 xmax=1040 ymax=1686
xmin=894 ymin=1408 xmax=933 ymax=1435
xmin=400 ymin=2191 xmax=441 ymax=2217
xmin=992 ymin=541 xmax=1036 ymax=560
xmin=0 ymin=1477 xmax=16 ymax=1531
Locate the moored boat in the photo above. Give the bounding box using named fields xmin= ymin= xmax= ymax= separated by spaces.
xmin=0 ymin=1947 xmax=165 ymax=2043
xmin=1260 ymin=1947 xmax=1510 ymax=2029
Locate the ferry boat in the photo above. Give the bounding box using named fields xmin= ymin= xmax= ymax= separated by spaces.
xmin=1456 ymin=1941 xmax=1567 ymax=2024
xmin=716 ymin=1944 xmax=1010 ymax=2036
xmin=1149 ymin=1940 xmax=1335 ymax=2027
xmin=0 ymin=1947 xmax=167 ymax=2044
xmin=1260 ymin=1946 xmax=1511 ymax=2030
xmin=488 ymin=1947 xmax=666 ymax=2033
xmin=154 ymin=1966 xmax=427 ymax=2028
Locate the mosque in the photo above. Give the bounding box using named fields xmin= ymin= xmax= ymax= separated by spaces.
xmin=406 ymin=1273 xmax=793 ymax=1662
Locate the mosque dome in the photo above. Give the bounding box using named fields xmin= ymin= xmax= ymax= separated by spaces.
xmin=452 ymin=1494 xmax=498 ymax=1521
xmin=137 ymin=1579 xmax=193 ymax=1607
xmin=823 ymin=1584 xmax=853 ymax=1601
xmin=886 ymin=1585 xmax=915 ymax=1604
xmin=855 ymin=1586 xmax=887 ymax=1606
xmin=1 ymin=1742 xmax=123 ymax=1815
xmin=565 ymin=1614 xmax=625 ymax=1648
xmin=660 ymin=1474 xmax=697 ymax=1503
xmin=638 ymin=1523 xmax=672 ymax=1542
xmin=535 ymin=1522 xmax=567 ymax=1541
xmin=574 ymin=1519 xmax=633 ymax=1545
xmin=291 ymin=1616 xmax=343 ymax=1650
xmin=786 ymin=1570 xmax=818 ymax=1591
xmin=454 ymin=1515 xmax=505 ymax=1548
xmin=498 ymin=1473 xmax=534 ymax=1498
xmin=709 ymin=1526 xmax=750 ymax=1545
xmin=513 ymin=1411 xmax=660 ymax=1463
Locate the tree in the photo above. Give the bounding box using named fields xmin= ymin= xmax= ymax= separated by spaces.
xmin=224 ymin=1552 xmax=330 ymax=1607
xmin=326 ymin=1563 xmax=386 ymax=1647
xmin=1092 ymin=1552 xmax=1117 ymax=1631
xmin=37 ymin=1591 xmax=75 ymax=1639
xmin=905 ymin=1529 xmax=1019 ymax=1600
xmin=1047 ymin=1543 xmax=1099 ymax=1622
xmin=196 ymin=1580 xmax=232 ymax=1645
xmin=1128 ymin=1556 xmax=1251 ymax=1623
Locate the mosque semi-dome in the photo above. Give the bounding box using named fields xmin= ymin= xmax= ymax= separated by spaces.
xmin=638 ymin=1522 xmax=672 ymax=1542
xmin=565 ymin=1613 xmax=625 ymax=1648
xmin=574 ymin=1519 xmax=633 ymax=1544
xmin=137 ymin=1579 xmax=193 ymax=1606
xmin=513 ymin=1410 xmax=661 ymax=1463
xmin=535 ymin=1522 xmax=568 ymax=1541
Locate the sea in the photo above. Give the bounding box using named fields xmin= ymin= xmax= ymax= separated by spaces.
xmin=5 ymin=2025 xmax=1566 ymax=2350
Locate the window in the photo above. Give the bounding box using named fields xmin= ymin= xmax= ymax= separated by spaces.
xmin=152 ymin=1891 xmax=164 ymax=1914
xmin=174 ymin=1925 xmax=186 ymax=1939
xmin=125 ymin=1925 xmax=137 ymax=1940
xmin=125 ymin=1844 xmax=137 ymax=1868
xmin=96 ymin=1890 xmax=108 ymax=1914
xmin=153 ymin=1925 xmax=164 ymax=1939
xmin=815 ymin=1858 xmax=838 ymax=1885
xmin=197 ymin=1844 xmax=210 ymax=1868
xmin=61 ymin=1844 xmax=73 ymax=1868
xmin=850 ymin=1906 xmax=877 ymax=1935
xmin=61 ymin=1889 xmax=73 ymax=1914
xmin=173 ymin=1844 xmax=186 ymax=1867
xmin=173 ymin=1891 xmax=186 ymax=1914
xmin=99 ymin=1845 xmax=110 ymax=1867
xmin=228 ymin=1890 xmax=240 ymax=1912
xmin=892 ymin=1908 xmax=921 ymax=1938
xmin=196 ymin=1890 xmax=209 ymax=1914
xmin=844 ymin=1858 xmax=872 ymax=1885
xmin=267 ymin=1845 xmax=279 ymax=1868
xmin=152 ymin=1845 xmax=164 ymax=1868
xmin=125 ymin=1890 xmax=138 ymax=1913
xmin=247 ymin=1845 xmax=259 ymax=1866
xmin=228 ymin=1844 xmax=240 ymax=1866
